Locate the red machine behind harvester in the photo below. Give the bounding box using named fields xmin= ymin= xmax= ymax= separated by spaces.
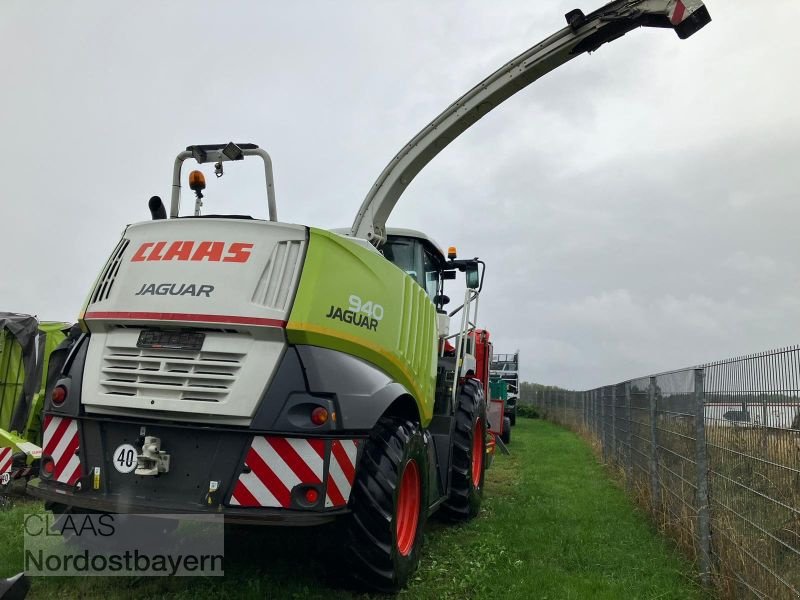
xmin=468 ymin=329 xmax=509 ymax=452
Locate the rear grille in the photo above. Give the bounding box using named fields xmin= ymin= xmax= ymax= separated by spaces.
xmin=100 ymin=341 xmax=245 ymax=403
xmin=91 ymin=238 xmax=130 ymax=304
xmin=251 ymin=240 xmax=305 ymax=310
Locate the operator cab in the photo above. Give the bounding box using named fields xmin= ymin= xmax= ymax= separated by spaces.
xmin=382 ymin=228 xmax=447 ymax=301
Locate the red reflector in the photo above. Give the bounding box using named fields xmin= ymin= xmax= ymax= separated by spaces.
xmin=51 ymin=385 xmax=67 ymax=406
xmin=42 ymin=459 xmax=55 ymax=476
xmin=305 ymin=488 xmax=319 ymax=504
xmin=310 ymin=407 xmax=328 ymax=426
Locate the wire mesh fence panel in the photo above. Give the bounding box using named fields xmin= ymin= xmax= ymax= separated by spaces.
xmin=704 ymin=348 xmax=800 ymax=600
xmin=603 ymin=385 xmax=613 ymax=463
xmin=613 ymin=382 xmax=631 ymax=481
xmin=629 ymin=376 xmax=652 ymax=503
xmin=653 ymin=369 xmax=700 ymax=561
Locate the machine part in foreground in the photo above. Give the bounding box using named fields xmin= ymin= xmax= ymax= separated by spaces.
xmin=0 ymin=314 xmax=70 ymax=494
xmin=0 ymin=573 xmax=29 ymax=600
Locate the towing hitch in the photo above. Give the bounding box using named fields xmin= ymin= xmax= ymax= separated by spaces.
xmin=135 ymin=436 xmax=171 ymax=476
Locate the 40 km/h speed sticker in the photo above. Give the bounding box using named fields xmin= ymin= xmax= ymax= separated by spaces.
xmin=113 ymin=444 xmax=138 ymax=473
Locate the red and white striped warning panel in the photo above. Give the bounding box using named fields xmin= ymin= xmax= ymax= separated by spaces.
xmin=670 ymin=0 xmax=703 ymax=25
xmin=670 ymin=0 xmax=687 ymax=24
xmin=325 ymin=439 xmax=358 ymax=508
xmin=43 ymin=415 xmax=82 ymax=485
xmin=229 ymin=436 xmax=359 ymax=509
xmin=0 ymin=447 xmax=12 ymax=477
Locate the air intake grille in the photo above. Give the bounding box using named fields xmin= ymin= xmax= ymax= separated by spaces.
xmin=251 ymin=240 xmax=305 ymax=310
xmin=100 ymin=344 xmax=244 ymax=403
xmin=91 ymin=238 xmax=130 ymax=304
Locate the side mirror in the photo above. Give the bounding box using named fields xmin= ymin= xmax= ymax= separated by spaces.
xmin=434 ymin=294 xmax=450 ymax=306
xmin=465 ymin=263 xmax=480 ymax=289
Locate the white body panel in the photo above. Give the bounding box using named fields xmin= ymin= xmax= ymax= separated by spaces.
xmin=81 ymin=218 xmax=307 ymax=423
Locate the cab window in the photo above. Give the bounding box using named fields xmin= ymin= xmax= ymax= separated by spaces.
xmin=383 ymin=235 xmax=445 ymax=301
xmin=422 ymin=247 xmax=440 ymax=299
xmin=383 ymin=238 xmax=424 ymax=288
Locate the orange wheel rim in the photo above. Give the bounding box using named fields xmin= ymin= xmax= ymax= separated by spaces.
xmin=396 ymin=459 xmax=421 ymax=556
xmin=472 ymin=419 xmax=484 ymax=488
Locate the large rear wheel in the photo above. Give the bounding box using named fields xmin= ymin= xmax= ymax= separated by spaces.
xmin=343 ymin=416 xmax=428 ymax=592
xmin=439 ymin=379 xmax=487 ymax=521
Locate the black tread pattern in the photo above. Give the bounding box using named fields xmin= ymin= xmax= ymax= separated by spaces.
xmin=343 ymin=416 xmax=427 ymax=592
xmin=439 ymin=379 xmax=486 ymax=521
xmin=501 ymin=416 xmax=511 ymax=444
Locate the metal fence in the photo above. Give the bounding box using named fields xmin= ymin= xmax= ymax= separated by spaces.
xmin=535 ymin=346 xmax=800 ymax=600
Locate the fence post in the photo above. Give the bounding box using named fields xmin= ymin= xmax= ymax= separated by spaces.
xmin=648 ymin=376 xmax=660 ymax=515
xmin=611 ymin=385 xmax=617 ymax=464
xmin=624 ymin=381 xmax=633 ymax=493
xmin=694 ymin=368 xmax=711 ymax=586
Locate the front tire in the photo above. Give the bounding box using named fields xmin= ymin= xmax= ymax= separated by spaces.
xmin=343 ymin=416 xmax=428 ymax=592
xmin=439 ymin=379 xmax=487 ymax=521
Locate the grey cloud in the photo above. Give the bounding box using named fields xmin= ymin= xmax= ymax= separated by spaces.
xmin=1 ymin=1 xmax=797 ymax=390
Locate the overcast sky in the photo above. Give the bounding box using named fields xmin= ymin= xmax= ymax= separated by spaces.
xmin=1 ymin=1 xmax=798 ymax=389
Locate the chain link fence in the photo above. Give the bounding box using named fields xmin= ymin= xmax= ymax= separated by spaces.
xmin=534 ymin=346 xmax=800 ymax=600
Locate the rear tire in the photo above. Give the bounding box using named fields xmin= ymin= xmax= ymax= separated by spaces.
xmin=343 ymin=416 xmax=428 ymax=592
xmin=501 ymin=417 xmax=511 ymax=444
xmin=510 ymin=410 xmax=517 ymax=426
xmin=439 ymin=379 xmax=486 ymax=521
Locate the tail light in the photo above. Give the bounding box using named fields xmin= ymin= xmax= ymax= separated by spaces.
xmin=310 ymin=407 xmax=328 ymax=426
xmin=41 ymin=457 xmax=55 ymax=478
xmin=51 ymin=385 xmax=67 ymax=407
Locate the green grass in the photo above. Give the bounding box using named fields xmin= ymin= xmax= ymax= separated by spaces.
xmin=0 ymin=420 xmax=706 ymax=599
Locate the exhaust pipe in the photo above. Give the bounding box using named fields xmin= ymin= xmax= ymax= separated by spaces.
xmin=148 ymin=196 xmax=167 ymax=220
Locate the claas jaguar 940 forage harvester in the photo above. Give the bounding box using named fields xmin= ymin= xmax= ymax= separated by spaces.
xmin=28 ymin=0 xmax=710 ymax=590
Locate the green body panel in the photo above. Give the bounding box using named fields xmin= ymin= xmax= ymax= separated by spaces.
xmin=0 ymin=321 xmax=68 ymax=460
xmin=24 ymin=322 xmax=68 ymax=444
xmin=287 ymin=229 xmax=438 ymax=425
xmin=0 ymin=428 xmax=36 ymax=460
xmin=0 ymin=330 xmax=24 ymax=433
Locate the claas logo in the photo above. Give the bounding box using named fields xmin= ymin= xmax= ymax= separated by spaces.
xmin=131 ymin=241 xmax=253 ymax=263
